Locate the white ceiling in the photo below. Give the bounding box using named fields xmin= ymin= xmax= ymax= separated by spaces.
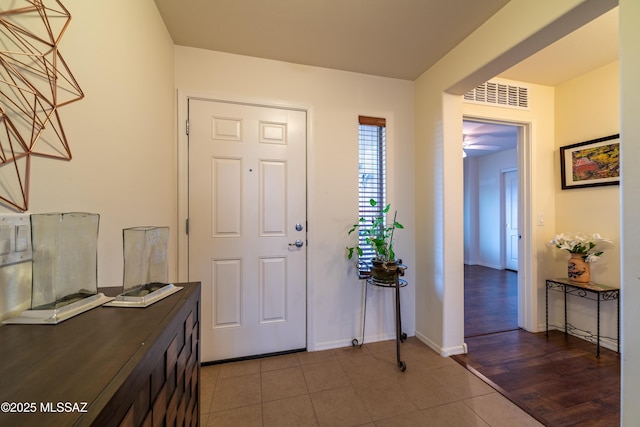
xmin=499 ymin=6 xmax=618 ymax=87
xmin=462 ymin=121 xmax=518 ymax=158
xmin=153 ymin=1 xmax=619 ymax=156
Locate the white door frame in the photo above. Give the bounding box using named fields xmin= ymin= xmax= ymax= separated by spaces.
xmin=175 ymin=89 xmax=313 ymax=341
xmin=463 ymin=115 xmax=534 ymax=331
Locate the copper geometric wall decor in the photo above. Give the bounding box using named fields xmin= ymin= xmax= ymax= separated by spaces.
xmin=0 ymin=0 xmax=84 ymax=211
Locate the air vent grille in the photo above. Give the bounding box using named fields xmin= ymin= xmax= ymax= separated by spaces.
xmin=464 ymin=81 xmax=529 ymax=109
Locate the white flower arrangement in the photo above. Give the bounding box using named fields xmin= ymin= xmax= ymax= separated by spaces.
xmin=547 ymin=233 xmax=612 ymax=262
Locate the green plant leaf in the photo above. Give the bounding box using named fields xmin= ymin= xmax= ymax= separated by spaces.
xmin=347 ymin=247 xmax=354 ymax=259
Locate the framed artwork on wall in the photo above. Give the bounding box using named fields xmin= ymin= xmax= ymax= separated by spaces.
xmin=560 ymin=134 xmax=620 ymax=190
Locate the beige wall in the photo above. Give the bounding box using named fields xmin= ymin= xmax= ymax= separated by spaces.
xmin=0 ymin=0 xmax=176 ymax=292
xmin=174 ymin=47 xmax=415 ymax=350
xmin=554 ymin=61 xmax=620 ymax=281
xmin=552 ymin=61 xmax=620 ymax=348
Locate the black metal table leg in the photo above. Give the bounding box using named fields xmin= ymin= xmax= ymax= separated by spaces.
xmin=564 ymin=285 xmax=568 ymax=335
xmin=395 ymin=277 xmax=406 ymax=371
xmin=360 ymin=267 xmax=407 ymax=372
xmin=597 ymin=296 xmax=601 ymax=358
xmin=546 ymin=282 xmax=549 ymax=336
xmin=352 ymin=277 xmax=369 ymax=347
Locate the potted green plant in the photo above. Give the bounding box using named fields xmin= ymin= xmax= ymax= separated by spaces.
xmin=346 ymin=199 xmax=404 ymax=283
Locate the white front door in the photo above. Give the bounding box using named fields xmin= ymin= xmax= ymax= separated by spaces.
xmin=188 ymin=99 xmax=307 ymax=362
xmin=504 ymin=170 xmax=518 ymax=271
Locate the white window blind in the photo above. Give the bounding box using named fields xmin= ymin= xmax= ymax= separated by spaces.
xmin=358 ymin=116 xmax=386 ymax=265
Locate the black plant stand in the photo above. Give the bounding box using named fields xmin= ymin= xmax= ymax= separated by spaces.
xmin=353 ymin=263 xmax=408 ymax=371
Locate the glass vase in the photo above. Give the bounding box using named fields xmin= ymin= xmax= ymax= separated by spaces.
xmin=30 ymin=212 xmax=100 ymax=310
xmin=122 ymin=226 xmax=169 ymax=297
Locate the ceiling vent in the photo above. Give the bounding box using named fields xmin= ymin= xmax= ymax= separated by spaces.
xmin=463 ymin=81 xmax=529 ymax=110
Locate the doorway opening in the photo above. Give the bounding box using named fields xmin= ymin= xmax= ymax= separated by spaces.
xmin=463 ymin=118 xmax=524 ymax=338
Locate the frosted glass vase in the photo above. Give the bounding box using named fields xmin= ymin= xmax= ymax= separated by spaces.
xmin=122 ymin=226 xmax=169 ymax=296
xmin=30 ymin=212 xmax=99 ymax=310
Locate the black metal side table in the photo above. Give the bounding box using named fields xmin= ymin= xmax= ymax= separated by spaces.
xmin=545 ymin=278 xmax=620 ymax=357
xmin=353 ymin=264 xmax=408 ymax=371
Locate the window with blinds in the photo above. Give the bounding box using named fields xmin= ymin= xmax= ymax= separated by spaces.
xmin=357 ymin=116 xmax=386 ymax=265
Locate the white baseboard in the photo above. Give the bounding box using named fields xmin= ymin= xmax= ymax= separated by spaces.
xmin=414 ymin=331 xmax=467 ymax=356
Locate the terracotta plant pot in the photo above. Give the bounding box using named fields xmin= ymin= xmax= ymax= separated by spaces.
xmin=568 ymin=252 xmax=590 ymax=283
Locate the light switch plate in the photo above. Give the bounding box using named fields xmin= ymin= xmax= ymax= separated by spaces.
xmin=0 ymin=226 xmax=11 ymax=255
xmin=0 ymin=214 xmax=32 ymax=266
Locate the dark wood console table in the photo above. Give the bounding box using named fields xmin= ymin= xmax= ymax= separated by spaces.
xmin=545 ymin=278 xmax=619 ymax=358
xmin=0 ymin=282 xmax=201 ymax=427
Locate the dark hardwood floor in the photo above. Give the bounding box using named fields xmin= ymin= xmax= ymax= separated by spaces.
xmin=453 ymin=265 xmax=620 ymax=427
xmin=463 ymin=264 xmax=518 ymax=337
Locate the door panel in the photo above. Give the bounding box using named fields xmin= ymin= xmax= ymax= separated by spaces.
xmin=504 ymin=170 xmax=518 ymax=271
xmin=188 ymin=99 xmax=306 ymax=362
xmin=213 ymin=157 xmax=242 ymax=235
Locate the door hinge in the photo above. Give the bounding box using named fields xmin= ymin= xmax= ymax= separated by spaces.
xmin=186 ymin=119 xmax=189 ymax=135
xmin=185 ymin=218 xmax=189 ymax=235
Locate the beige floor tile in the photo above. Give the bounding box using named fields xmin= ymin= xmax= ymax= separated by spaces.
xmin=217 ymin=359 xmax=261 ymax=378
xmin=261 ymin=353 xmax=301 ymax=372
xmin=311 ymin=385 xmax=372 ymax=426
xmin=332 ymin=343 xmax=372 ymax=359
xmin=395 ymin=369 xmax=461 ymax=409
xmin=421 ymin=401 xmax=491 ymax=427
xmin=211 ymin=373 xmax=261 ymax=412
xmin=202 ymin=338 xmax=543 ymax=427
xmin=402 ymin=344 xmax=458 ymax=372
xmin=262 ymin=395 xmax=320 ymax=427
xmin=338 ymin=353 xmax=388 ymax=381
xmin=374 ymin=410 xmax=430 ymax=427
xmin=429 ymin=364 xmax=496 ymax=400
xmin=297 ymin=348 xmax=341 ymax=365
xmin=370 ymin=349 xmax=412 ymax=377
xmin=463 ymin=393 xmax=545 ymax=427
xmin=205 ymin=403 xmax=262 ymax=427
xmin=200 ymin=383 xmax=215 ymax=414
xmin=200 ymin=365 xmax=219 ymax=414
xmin=363 ymin=339 xmax=397 ymax=355
xmin=302 ymin=359 xmax=351 ymax=393
xmin=201 ymin=364 xmax=220 ymax=382
xmin=351 ymin=376 xmax=417 ymax=420
xmin=262 ymin=366 xmax=309 ymax=402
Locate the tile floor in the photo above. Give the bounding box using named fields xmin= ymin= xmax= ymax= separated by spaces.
xmin=200 ymin=337 xmax=543 ymax=426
